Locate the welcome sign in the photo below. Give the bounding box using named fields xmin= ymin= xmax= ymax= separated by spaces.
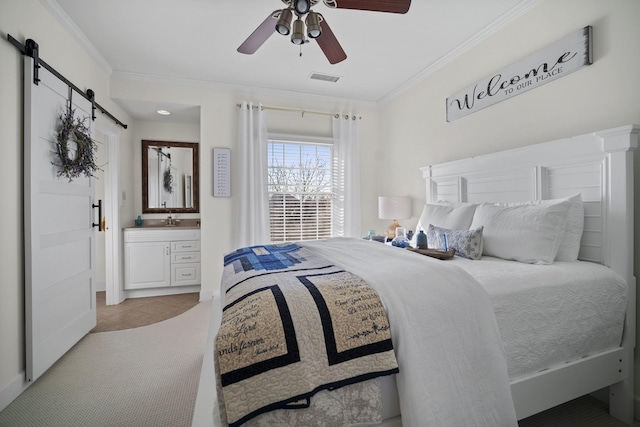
xmin=446 ymin=26 xmax=592 ymax=122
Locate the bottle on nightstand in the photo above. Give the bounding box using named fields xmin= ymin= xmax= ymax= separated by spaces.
xmin=391 ymin=227 xmax=410 ymax=248
xmin=416 ymin=229 xmax=428 ymax=249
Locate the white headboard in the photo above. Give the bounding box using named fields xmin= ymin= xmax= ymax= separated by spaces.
xmin=421 ymin=125 xmax=638 ymax=287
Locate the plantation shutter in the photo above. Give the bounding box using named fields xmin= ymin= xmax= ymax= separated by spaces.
xmin=268 ymin=139 xmax=333 ymax=242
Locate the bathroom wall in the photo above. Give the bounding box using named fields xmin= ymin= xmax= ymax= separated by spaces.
xmin=129 ymin=120 xmax=202 ymax=222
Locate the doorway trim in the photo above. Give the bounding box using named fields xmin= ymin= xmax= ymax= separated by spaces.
xmin=96 ymin=117 xmax=122 ymax=305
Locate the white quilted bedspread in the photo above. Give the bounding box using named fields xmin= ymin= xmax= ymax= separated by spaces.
xmin=301 ymin=238 xmax=518 ymax=427
xmin=451 ymin=256 xmax=627 ymax=380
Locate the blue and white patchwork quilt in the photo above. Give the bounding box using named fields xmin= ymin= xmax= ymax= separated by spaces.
xmin=215 ymin=243 xmax=399 ymax=427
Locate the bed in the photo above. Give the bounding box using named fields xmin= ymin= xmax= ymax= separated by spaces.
xmin=193 ymin=124 xmax=638 ymax=426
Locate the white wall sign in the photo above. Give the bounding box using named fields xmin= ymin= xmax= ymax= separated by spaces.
xmin=446 ymin=26 xmax=592 ymax=122
xmin=213 ymin=148 xmax=231 ymax=197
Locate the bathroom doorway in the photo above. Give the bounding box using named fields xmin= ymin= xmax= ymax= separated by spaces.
xmin=95 ymin=118 xmax=122 ymax=305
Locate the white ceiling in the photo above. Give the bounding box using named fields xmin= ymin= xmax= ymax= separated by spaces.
xmin=48 ymin=0 xmax=535 ymax=122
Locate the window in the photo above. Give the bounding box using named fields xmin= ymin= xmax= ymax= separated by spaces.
xmin=267 ymin=138 xmax=332 ymax=242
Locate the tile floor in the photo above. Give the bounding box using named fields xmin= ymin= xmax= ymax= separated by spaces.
xmin=91 ymin=291 xmax=200 ymax=332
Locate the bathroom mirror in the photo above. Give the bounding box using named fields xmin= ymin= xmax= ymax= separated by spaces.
xmin=142 ymin=140 xmax=199 ymax=213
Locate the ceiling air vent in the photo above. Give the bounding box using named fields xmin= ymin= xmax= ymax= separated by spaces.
xmin=309 ymin=72 xmax=341 ymax=83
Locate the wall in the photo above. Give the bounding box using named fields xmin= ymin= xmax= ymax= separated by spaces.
xmin=378 ymin=0 xmax=640 ymax=410
xmin=379 ymin=0 xmax=640 ymax=201
xmin=110 ymin=78 xmax=381 ymax=300
xmin=0 ymin=0 xmax=134 ymax=408
xmin=130 ymin=120 xmax=201 ymax=222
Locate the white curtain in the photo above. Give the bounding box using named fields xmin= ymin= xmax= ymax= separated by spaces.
xmin=332 ymin=113 xmax=361 ymax=238
xmin=234 ymin=101 xmax=270 ymax=248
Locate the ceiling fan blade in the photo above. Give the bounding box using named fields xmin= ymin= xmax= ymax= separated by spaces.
xmin=316 ymin=16 xmax=347 ymax=64
xmin=237 ymin=10 xmax=279 ymax=54
xmin=328 ymin=0 xmax=411 ymax=14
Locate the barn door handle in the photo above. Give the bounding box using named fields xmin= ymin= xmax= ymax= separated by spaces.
xmin=92 ymin=200 xmax=103 ymax=231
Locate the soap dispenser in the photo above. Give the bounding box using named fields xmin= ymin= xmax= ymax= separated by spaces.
xmin=135 ymin=215 xmax=143 ymax=227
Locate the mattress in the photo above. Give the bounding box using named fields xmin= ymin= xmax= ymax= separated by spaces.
xmin=449 ymin=256 xmax=628 ymax=380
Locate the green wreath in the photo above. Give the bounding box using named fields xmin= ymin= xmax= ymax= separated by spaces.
xmin=53 ymin=109 xmax=100 ymax=181
xmin=163 ymin=168 xmax=174 ymax=193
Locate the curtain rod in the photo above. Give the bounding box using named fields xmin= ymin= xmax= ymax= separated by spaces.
xmin=7 ymin=34 xmax=128 ymax=129
xmin=236 ymin=103 xmax=361 ymax=120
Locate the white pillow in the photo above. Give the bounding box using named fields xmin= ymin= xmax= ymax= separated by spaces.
xmin=540 ymin=195 xmax=584 ymax=261
xmin=470 ymin=200 xmax=571 ymax=264
xmin=415 ymin=203 xmax=477 ymax=232
xmin=413 ymin=203 xmax=477 ymax=246
xmin=486 ymin=195 xmax=583 ymax=261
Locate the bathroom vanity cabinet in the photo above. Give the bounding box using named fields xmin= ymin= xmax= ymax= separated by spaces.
xmin=124 ymin=228 xmax=201 ymax=291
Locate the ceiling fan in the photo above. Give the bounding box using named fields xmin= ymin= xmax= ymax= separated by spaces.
xmin=237 ymin=0 xmax=411 ymax=64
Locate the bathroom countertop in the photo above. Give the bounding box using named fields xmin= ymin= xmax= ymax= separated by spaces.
xmin=123 ymin=218 xmax=201 ymax=230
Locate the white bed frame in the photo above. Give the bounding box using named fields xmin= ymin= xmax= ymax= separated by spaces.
xmin=193 ymin=125 xmax=638 ymax=426
xmin=421 ymin=125 xmax=638 ymax=423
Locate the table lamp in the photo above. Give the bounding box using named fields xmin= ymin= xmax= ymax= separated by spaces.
xmin=378 ymin=196 xmax=412 ymax=240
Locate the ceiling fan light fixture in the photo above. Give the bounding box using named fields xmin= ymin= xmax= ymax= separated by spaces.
xmin=291 ymin=18 xmax=305 ymax=45
xmin=293 ymin=0 xmax=310 ymax=15
xmin=275 ymin=8 xmax=292 ymax=35
xmin=305 ymin=12 xmax=321 ymax=38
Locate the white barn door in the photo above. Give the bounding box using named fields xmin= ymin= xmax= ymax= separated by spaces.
xmin=24 ymin=56 xmax=97 ymax=382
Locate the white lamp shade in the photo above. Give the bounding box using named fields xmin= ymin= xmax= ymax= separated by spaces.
xmin=378 ymin=196 xmax=412 ymax=220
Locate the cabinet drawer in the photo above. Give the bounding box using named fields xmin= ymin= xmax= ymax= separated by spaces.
xmin=171 ymin=240 xmax=200 ymax=252
xmin=124 ymin=229 xmax=200 ymax=243
xmin=171 ymin=251 xmax=201 ymax=264
xmin=171 ymin=263 xmax=201 ymax=287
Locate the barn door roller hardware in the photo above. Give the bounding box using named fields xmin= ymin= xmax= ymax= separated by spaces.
xmin=6 ymin=34 xmax=128 ymax=130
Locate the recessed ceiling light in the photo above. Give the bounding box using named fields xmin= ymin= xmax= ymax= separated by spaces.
xmin=157 ymin=109 xmax=171 ymax=115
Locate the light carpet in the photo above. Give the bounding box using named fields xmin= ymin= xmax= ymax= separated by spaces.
xmin=0 ymin=300 xmax=211 ymax=427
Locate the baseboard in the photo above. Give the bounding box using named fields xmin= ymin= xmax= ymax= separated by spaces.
xmin=199 ymin=289 xmax=214 ymax=301
xmin=95 ymin=280 xmax=106 ymax=292
xmin=0 ymin=372 xmax=30 ymax=413
xmin=124 ymin=285 xmax=200 ymax=299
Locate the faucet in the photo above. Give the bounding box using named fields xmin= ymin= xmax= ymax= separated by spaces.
xmin=166 ymin=213 xmax=175 ymax=225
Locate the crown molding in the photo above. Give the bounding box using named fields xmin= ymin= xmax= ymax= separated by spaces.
xmin=378 ymin=0 xmax=543 ymax=105
xmin=40 ymin=0 xmax=541 ymax=109
xmin=39 ymin=0 xmax=113 ymax=75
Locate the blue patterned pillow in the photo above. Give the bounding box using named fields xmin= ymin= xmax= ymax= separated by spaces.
xmin=426 ymin=224 xmax=484 ymax=260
